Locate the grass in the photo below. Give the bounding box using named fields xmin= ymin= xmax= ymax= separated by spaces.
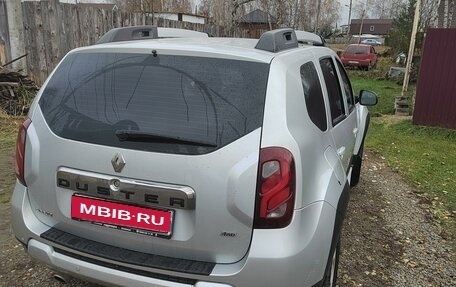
xmin=347 ymin=57 xmax=415 ymax=116
xmin=328 ymin=45 xmax=416 ymax=116
xmin=0 ymin=112 xmax=23 ymax=203
xmin=348 ymin=54 xmax=456 ymax=234
xmin=366 ymin=118 xmax=456 ymax=215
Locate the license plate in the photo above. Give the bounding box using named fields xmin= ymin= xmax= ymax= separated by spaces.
xmin=71 ymin=195 xmax=173 ymax=237
xmin=349 ymin=61 xmax=359 ymax=64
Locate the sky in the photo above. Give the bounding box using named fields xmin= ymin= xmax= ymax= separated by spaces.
xmin=339 ymin=0 xmax=353 ymax=27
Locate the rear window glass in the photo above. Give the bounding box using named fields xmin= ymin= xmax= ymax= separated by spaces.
xmin=39 ymin=53 xmax=269 ymax=155
xmin=345 ymin=45 xmax=368 ymax=54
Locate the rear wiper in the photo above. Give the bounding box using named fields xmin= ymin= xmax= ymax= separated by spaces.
xmin=115 ymin=130 xmax=218 ymax=147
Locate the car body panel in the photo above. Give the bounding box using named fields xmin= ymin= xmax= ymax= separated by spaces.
xmin=12 ymin=29 xmax=372 ymax=287
xmin=12 ymin=183 xmax=340 ymax=287
xmin=340 ymin=44 xmax=377 ymax=68
xmin=24 ymin=108 xmax=262 ymax=263
xmin=361 ymin=39 xmax=382 ymax=46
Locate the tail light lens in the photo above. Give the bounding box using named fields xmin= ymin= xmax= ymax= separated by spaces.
xmin=15 ymin=118 xmax=32 ymax=186
xmin=254 ymin=147 xmax=295 ymax=229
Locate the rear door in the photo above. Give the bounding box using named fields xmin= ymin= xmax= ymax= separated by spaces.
xmin=335 ymin=58 xmax=358 ymax=153
xmin=319 ymin=57 xmax=356 ymax=172
xmin=26 ymin=51 xmax=270 ymax=263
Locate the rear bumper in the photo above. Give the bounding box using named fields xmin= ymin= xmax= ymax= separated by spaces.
xmin=341 ymin=59 xmax=371 ymax=67
xmin=28 ymin=239 xmax=210 ymax=287
xmin=11 ymin=183 xmax=337 ymax=287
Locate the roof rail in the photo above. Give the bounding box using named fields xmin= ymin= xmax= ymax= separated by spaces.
xmin=255 ymin=28 xmax=299 ymax=53
xmin=96 ymin=26 xmax=209 ymax=44
xmin=295 ymin=30 xmax=325 ymax=46
xmin=97 ymin=26 xmax=158 ymax=44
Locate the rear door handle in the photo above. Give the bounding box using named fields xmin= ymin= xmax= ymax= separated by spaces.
xmin=337 ymin=146 xmax=346 ymax=159
xmin=353 ymin=128 xmax=359 ymax=136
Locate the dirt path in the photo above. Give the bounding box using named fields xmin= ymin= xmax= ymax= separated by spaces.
xmin=339 ymin=151 xmax=456 ymax=287
xmin=0 ymin=151 xmax=455 ymax=287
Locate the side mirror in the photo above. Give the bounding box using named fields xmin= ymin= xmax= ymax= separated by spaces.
xmin=359 ymin=90 xmax=378 ymax=106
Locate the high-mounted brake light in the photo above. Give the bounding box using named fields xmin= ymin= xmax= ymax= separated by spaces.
xmin=254 ymin=147 xmax=295 ymax=229
xmin=15 ymin=118 xmax=32 ymax=186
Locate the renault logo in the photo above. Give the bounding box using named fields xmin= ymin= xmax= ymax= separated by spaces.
xmin=111 ymin=153 xmax=126 ymax=173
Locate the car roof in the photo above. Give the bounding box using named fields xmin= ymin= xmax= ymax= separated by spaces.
xmin=70 ymin=37 xmax=320 ymax=64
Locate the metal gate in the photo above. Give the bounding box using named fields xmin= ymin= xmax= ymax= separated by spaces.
xmin=413 ymin=28 xmax=456 ymax=129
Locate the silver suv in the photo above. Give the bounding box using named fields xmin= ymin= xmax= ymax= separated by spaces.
xmin=11 ymin=27 xmax=377 ymax=287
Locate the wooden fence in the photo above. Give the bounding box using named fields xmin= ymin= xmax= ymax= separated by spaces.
xmin=0 ymin=0 xmax=9 ymax=65
xmin=21 ymin=0 xmax=266 ymax=85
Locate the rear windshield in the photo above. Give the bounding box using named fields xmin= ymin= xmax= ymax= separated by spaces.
xmin=345 ymin=45 xmax=368 ymax=54
xmin=39 ymin=53 xmax=269 ymax=155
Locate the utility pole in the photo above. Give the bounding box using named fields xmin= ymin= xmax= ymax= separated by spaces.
xmin=347 ymin=0 xmax=353 ymax=35
xmin=395 ymin=0 xmax=421 ymax=115
xmin=358 ymin=9 xmax=365 ymax=44
xmin=402 ymin=0 xmax=421 ymax=96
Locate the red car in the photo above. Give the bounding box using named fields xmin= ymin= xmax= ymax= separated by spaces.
xmin=341 ymin=44 xmax=377 ymax=70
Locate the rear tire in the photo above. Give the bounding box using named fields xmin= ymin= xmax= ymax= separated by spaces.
xmin=322 ymin=238 xmax=341 ymax=287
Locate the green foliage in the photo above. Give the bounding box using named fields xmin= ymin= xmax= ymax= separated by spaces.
xmin=352 ymin=61 xmax=456 ymax=235
xmin=348 ymin=57 xmax=415 ymax=116
xmin=386 ymin=0 xmax=423 ymax=55
xmin=347 ymin=64 xmax=456 ymax=229
xmin=366 ymin=118 xmax=456 ymax=224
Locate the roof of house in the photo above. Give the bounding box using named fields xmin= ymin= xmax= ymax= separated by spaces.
xmin=239 ymin=9 xmax=277 ymax=24
xmin=350 ymin=19 xmax=393 ymax=25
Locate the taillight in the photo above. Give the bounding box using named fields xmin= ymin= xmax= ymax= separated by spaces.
xmin=254 ymin=147 xmax=295 ymax=229
xmin=15 ymin=118 xmax=32 ymax=186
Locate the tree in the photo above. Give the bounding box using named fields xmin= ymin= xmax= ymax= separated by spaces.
xmin=387 ymin=0 xmax=417 ymax=54
xmin=199 ymin=0 xmax=233 ymax=25
xmin=254 ymin=0 xmax=339 ymax=35
xmin=162 ymin=0 xmax=192 ymax=13
xmin=116 ymin=0 xmax=192 ymax=13
xmin=315 ymin=0 xmax=340 ymax=35
xmin=200 ymin=0 xmax=254 ymax=27
xmin=352 ymin=0 xmax=406 ymax=19
xmin=200 ymin=0 xmax=340 ymax=35
xmin=291 ymin=0 xmax=339 ymax=33
xmin=256 ymin=0 xmax=292 ymax=27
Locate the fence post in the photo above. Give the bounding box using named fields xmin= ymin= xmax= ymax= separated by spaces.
xmin=6 ymin=0 xmax=26 ymax=72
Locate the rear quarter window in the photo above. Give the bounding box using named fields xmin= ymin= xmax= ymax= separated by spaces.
xmin=300 ymin=62 xmax=327 ymax=131
xmin=39 ymin=53 xmax=270 ymax=155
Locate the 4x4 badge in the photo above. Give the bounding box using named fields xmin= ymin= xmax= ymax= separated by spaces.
xmin=111 ymin=153 xmax=126 ymax=173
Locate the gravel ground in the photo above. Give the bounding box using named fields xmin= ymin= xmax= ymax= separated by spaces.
xmin=0 ymin=151 xmax=455 ymax=287
xmin=339 ymin=151 xmax=456 ymax=287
